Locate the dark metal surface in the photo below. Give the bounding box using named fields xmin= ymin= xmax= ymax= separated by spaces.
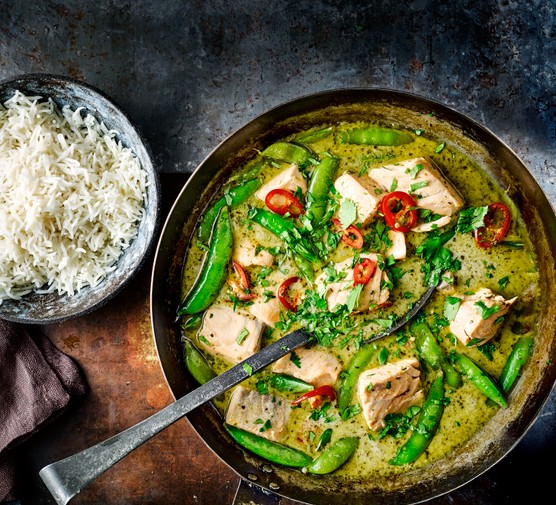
xmin=1 ymin=1 xmax=555 ymax=504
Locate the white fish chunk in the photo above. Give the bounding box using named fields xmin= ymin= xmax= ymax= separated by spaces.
xmin=249 ymin=297 xmax=282 ymax=327
xmin=315 ymin=253 xmax=390 ymax=312
xmin=369 ymin=157 xmax=464 ymax=230
xmin=255 ymin=164 xmax=307 ymax=201
xmin=197 ymin=306 xmax=263 ymax=363
xmin=272 ymin=346 xmax=342 ymax=387
xmin=225 ymin=386 xmax=291 ymax=442
xmin=233 ymin=236 xmax=274 ymax=267
xmin=357 ymin=358 xmax=424 ymax=431
xmin=334 ymin=172 xmax=383 ymax=226
xmin=449 ymin=287 xmax=517 ymax=346
xmin=385 ymin=230 xmax=406 ymax=260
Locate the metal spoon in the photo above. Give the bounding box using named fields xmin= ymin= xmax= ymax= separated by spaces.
xmin=39 ymin=285 xmax=435 ymax=505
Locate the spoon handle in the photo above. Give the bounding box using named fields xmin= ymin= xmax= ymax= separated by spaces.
xmin=39 ymin=329 xmax=312 ymax=505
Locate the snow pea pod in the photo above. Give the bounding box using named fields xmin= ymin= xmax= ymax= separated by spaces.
xmin=411 ymin=321 xmax=462 ymax=389
xmin=296 ymin=126 xmax=334 ymax=144
xmin=262 ymin=141 xmax=313 ymax=166
xmin=183 ymin=339 xmax=215 ymax=385
xmin=224 ymin=424 xmax=312 ymax=468
xmin=389 ymin=374 xmax=445 ymax=466
xmin=307 ymin=156 xmax=339 ymax=226
xmin=337 ymin=127 xmax=414 ymax=146
xmin=337 ymin=344 xmax=375 ymax=412
xmin=249 ymin=208 xmax=320 ymax=264
xmin=178 ymin=207 xmax=234 ymax=315
xmin=304 ymin=437 xmax=359 ymax=475
xmin=197 ymin=178 xmax=261 ymax=245
xmin=451 ymin=352 xmax=507 ymax=408
xmin=269 ymin=374 xmax=313 ymax=394
xmin=499 ymin=336 xmax=534 ymax=394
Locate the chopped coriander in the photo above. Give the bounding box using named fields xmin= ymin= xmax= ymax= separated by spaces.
xmin=346 ymin=284 xmax=364 ymax=312
xmin=435 ymin=142 xmax=446 ymax=153
xmin=290 ymin=351 xmax=302 ymax=368
xmin=308 ymin=430 xmax=316 ymax=442
xmin=254 ymin=418 xmax=264 ymax=424
xmin=183 ymin=314 xmax=202 ymax=330
xmin=256 ymin=379 xmax=269 ymax=395
xmin=410 ymin=180 xmax=429 ymax=193
xmin=456 ymin=206 xmax=489 ymax=234
xmin=498 ymin=275 xmax=510 ymax=290
xmin=474 ymin=301 xmax=502 ymax=320
xmin=338 ymin=198 xmax=357 ymax=228
xmin=242 ymin=362 xmax=253 ymax=376
xmin=414 ymin=129 xmax=424 ymax=136
xmin=259 ymin=420 xmax=272 ymax=432
xmin=198 ymin=334 xmax=210 ymax=346
xmin=478 ymin=342 xmax=496 ymax=361
xmin=340 ymin=404 xmax=361 ymax=421
xmin=406 ymin=163 xmax=424 ymax=179
xmin=444 ymin=296 xmax=462 ymax=321
xmin=378 ymin=347 xmax=389 ymax=365
xmin=236 ymin=328 xmax=249 ymax=345
xmin=389 ymin=177 xmax=398 ymax=192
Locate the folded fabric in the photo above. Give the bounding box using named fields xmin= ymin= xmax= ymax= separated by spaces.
xmin=0 ymin=320 xmax=87 ymax=503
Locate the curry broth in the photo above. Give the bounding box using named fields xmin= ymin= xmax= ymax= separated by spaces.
xmin=179 ymin=120 xmax=539 ymax=479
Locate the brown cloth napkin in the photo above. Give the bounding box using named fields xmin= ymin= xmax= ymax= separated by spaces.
xmin=0 ymin=320 xmax=88 ymax=503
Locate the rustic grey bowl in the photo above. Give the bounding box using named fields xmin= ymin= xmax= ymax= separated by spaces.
xmin=0 ymin=73 xmax=160 ymax=324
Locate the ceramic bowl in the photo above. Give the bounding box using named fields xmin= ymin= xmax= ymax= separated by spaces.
xmin=0 ymin=73 xmax=160 ymax=324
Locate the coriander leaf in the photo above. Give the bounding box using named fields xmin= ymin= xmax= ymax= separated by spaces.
xmin=410 ymin=180 xmax=428 ymax=193
xmin=415 ymin=228 xmax=457 ymax=286
xmin=444 ymin=296 xmax=462 ymax=321
xmin=474 ymin=301 xmax=501 ymax=320
xmin=236 ymin=328 xmax=249 ymax=345
xmin=346 ymin=284 xmax=364 ymax=312
xmin=389 ymin=177 xmax=398 ymax=192
xmin=243 ymin=363 xmax=253 ymax=376
xmin=259 ymin=420 xmax=272 ymax=432
xmin=378 ymin=347 xmax=389 ymax=365
xmin=340 ymin=404 xmax=361 ymax=421
xmin=414 ymin=129 xmax=424 ymax=136
xmin=256 ymin=379 xmax=269 ymax=395
xmin=498 ymin=275 xmax=510 ymax=290
xmin=290 ymin=351 xmax=302 ymax=368
xmin=406 ymin=163 xmax=424 ymax=179
xmin=478 ymin=342 xmax=496 ymax=361
xmin=456 ymin=206 xmax=489 ymax=234
xmin=338 ymin=198 xmax=357 ymax=228
xmin=435 ymin=142 xmax=446 ymax=153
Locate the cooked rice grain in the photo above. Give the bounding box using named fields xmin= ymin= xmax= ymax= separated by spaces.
xmin=0 ymin=90 xmax=148 ymax=301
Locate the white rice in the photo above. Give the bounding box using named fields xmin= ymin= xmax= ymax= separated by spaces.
xmin=0 ymin=90 xmax=148 ymax=302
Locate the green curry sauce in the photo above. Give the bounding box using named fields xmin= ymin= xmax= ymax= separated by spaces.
xmin=179 ymin=120 xmax=539 ymax=480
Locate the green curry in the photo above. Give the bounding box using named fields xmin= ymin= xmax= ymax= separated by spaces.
xmin=178 ymin=119 xmax=539 ymax=479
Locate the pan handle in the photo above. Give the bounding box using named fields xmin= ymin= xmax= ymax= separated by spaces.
xmin=233 ymin=479 xmax=282 ymax=505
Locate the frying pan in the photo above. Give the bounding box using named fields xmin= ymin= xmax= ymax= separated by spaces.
xmin=150 ymin=89 xmax=556 ymax=504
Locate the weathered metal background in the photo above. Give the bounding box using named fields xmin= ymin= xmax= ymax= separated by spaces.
xmin=1 ymin=0 xmax=555 ymax=504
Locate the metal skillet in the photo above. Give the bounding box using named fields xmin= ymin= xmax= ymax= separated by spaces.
xmin=147 ymin=89 xmax=556 ymax=505
xmin=38 ymin=285 xmax=435 ymax=504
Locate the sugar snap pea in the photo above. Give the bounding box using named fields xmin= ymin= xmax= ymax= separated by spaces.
xmin=304 ymin=437 xmax=359 ymax=474
xmin=411 ymin=321 xmax=462 ymax=389
xmin=183 ymin=339 xmax=215 ymax=385
xmin=197 ymin=178 xmax=261 ymax=245
xmin=262 ymin=141 xmax=313 ymax=166
xmin=389 ymin=374 xmax=445 ymax=466
xmin=249 ymin=208 xmax=320 ymax=264
xmin=306 ymin=156 xmax=339 ymax=226
xmin=337 ymin=344 xmax=375 ymax=412
xmin=296 ymin=127 xmax=334 ymax=144
xmin=337 ymin=127 xmax=414 ymax=146
xmin=499 ymin=336 xmax=534 ymax=394
xmin=178 ymin=207 xmax=234 ymax=315
xmin=269 ymin=374 xmax=314 ymax=393
xmin=225 ymin=424 xmax=312 ymax=468
xmin=450 ymin=352 xmax=507 ymax=408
